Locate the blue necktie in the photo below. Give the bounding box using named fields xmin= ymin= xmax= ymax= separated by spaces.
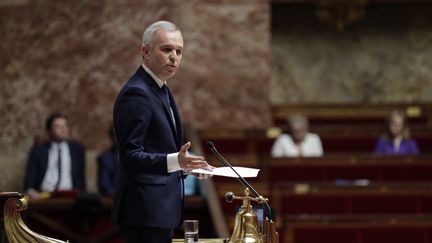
xmin=161 ymin=84 xmax=171 ymax=107
xmin=162 ymin=85 xmax=177 ymax=133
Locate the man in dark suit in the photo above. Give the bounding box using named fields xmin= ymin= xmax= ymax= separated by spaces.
xmin=112 ymin=21 xmax=211 ymax=243
xmin=97 ymin=125 xmax=119 ymax=196
xmin=24 ymin=112 xmax=86 ymax=200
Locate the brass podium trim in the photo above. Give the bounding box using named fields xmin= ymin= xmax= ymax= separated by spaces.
xmin=4 ymin=195 xmax=69 ymax=243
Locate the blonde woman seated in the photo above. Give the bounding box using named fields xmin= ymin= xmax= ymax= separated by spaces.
xmin=374 ymin=110 xmax=419 ymax=155
xmin=271 ymin=114 xmax=323 ymax=157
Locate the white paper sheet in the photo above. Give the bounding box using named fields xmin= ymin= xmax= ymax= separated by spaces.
xmin=191 ymin=166 xmax=259 ymax=178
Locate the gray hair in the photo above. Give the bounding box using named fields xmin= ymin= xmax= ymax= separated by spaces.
xmin=288 ymin=113 xmax=309 ymax=128
xmin=141 ymin=21 xmax=180 ymax=48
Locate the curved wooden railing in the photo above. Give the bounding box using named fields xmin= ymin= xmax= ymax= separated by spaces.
xmin=1 ymin=192 xmax=68 ymax=243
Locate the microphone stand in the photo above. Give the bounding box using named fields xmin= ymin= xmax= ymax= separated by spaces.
xmin=206 ymin=141 xmax=274 ymax=221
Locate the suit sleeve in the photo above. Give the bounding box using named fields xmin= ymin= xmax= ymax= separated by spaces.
xmin=114 ymin=87 xmax=168 ymax=176
xmin=24 ymin=146 xmax=39 ymax=191
xmin=74 ymin=142 xmax=86 ymax=191
xmin=97 ymin=153 xmax=115 ymax=195
xmin=80 ymin=145 xmax=86 ymax=190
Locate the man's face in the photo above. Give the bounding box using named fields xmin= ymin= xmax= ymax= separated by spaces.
xmin=50 ymin=117 xmax=69 ymax=142
xmin=142 ymin=29 xmax=183 ymax=81
xmin=291 ymin=122 xmax=307 ymax=143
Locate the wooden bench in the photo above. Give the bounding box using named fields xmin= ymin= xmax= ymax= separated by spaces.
xmin=267 ymin=155 xmax=432 ymax=182
xmin=282 ymin=215 xmax=432 ymax=243
xmin=199 ymin=128 xmax=432 ymax=156
xmin=273 ymin=190 xmax=432 ymax=215
xmin=271 ymin=103 xmax=432 ymax=127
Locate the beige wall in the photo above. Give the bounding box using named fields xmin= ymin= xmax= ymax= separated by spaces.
xmin=271 ymin=3 xmax=432 ymax=104
xmin=0 ymin=0 xmax=270 ymax=191
xmin=3 ymin=1 xmax=432 ymax=192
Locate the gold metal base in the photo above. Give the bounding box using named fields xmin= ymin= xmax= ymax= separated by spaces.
xmin=4 ymin=196 xmax=69 ymax=243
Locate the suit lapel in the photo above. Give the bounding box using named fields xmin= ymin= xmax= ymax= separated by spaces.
xmin=40 ymin=143 xmax=50 ymax=180
xmin=166 ymin=88 xmax=184 ymax=147
xmin=68 ymin=141 xmax=76 ymax=185
xmin=137 ymin=67 xmax=181 ymax=147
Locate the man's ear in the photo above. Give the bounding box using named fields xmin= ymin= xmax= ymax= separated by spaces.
xmin=141 ymin=45 xmax=149 ymax=58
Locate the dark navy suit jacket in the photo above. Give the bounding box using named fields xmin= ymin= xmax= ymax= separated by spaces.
xmin=24 ymin=140 xmax=86 ymax=191
xmin=112 ymin=66 xmax=184 ymax=228
xmin=97 ymin=146 xmax=119 ymax=195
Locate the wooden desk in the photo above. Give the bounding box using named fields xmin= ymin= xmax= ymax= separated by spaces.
xmin=24 ymin=195 xmax=209 ymax=243
xmin=25 ymin=195 xmax=120 ymax=243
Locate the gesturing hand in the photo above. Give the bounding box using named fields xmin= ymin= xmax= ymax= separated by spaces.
xmin=178 ymin=142 xmax=209 ymax=171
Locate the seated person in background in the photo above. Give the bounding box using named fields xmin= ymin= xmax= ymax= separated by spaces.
xmin=182 ymin=124 xmax=207 ymax=197
xmin=374 ymin=110 xmax=419 ymax=155
xmin=184 ymin=175 xmax=202 ymax=196
xmin=271 ymin=113 xmax=323 ymax=157
xmin=97 ymin=126 xmax=119 ymax=196
xmin=24 ymin=112 xmax=86 ymax=200
xmin=183 ymin=159 xmax=207 ymax=197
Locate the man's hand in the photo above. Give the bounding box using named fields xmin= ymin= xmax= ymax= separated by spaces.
xmin=178 ymin=142 xmax=209 ymax=170
xmin=27 ymin=190 xmax=41 ymax=201
xmin=191 ymin=165 xmax=216 ymax=180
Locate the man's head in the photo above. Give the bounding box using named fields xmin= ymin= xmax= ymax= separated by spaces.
xmin=141 ymin=21 xmax=183 ymax=81
xmin=287 ymin=114 xmax=309 ymax=144
xmin=46 ymin=112 xmax=69 ymax=142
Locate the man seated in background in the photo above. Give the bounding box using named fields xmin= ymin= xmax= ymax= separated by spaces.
xmin=374 ymin=109 xmax=420 ymax=155
xmin=97 ymin=125 xmax=119 ymax=196
xmin=24 ymin=112 xmax=86 ymax=200
xmin=271 ymin=113 xmax=323 ymax=157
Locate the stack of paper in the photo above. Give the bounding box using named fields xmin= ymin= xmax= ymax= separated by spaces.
xmin=191 ymin=166 xmax=259 ymax=178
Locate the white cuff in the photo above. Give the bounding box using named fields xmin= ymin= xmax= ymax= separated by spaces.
xmin=167 ymin=152 xmax=181 ymax=172
xmin=26 ymin=188 xmax=38 ymax=194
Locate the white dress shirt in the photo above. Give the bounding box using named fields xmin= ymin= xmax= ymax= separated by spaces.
xmin=271 ymin=133 xmax=324 ymax=158
xmin=40 ymin=142 xmax=73 ymax=192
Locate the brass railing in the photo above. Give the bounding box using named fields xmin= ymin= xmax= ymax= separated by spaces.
xmin=1 ymin=192 xmax=68 ymax=243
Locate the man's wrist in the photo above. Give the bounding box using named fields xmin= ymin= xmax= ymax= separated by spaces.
xmin=167 ymin=152 xmax=181 ymax=172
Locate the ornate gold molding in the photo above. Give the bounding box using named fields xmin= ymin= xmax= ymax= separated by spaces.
xmin=315 ymin=0 xmax=369 ymax=31
xmin=4 ymin=197 xmax=69 ymax=243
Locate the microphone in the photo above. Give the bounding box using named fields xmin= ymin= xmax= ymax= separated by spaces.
xmin=206 ymin=141 xmax=275 ymax=221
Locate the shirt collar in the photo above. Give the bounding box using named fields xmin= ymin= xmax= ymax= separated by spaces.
xmin=142 ymin=64 xmax=166 ymax=88
xmin=51 ymin=141 xmax=67 ymax=149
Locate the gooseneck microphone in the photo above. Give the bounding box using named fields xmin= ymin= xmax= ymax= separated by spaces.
xmin=206 ymin=141 xmax=274 ymax=221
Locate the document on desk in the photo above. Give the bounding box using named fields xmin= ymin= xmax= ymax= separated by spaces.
xmin=191 ymin=166 xmax=259 ymax=178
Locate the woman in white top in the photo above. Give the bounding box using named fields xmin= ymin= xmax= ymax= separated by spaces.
xmin=271 ymin=113 xmax=323 ymax=157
